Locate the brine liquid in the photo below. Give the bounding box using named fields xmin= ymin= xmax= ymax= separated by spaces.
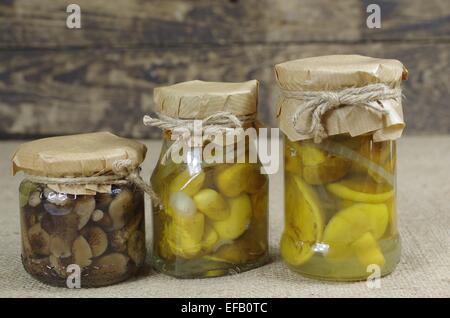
xmin=282 ymin=135 xmax=400 ymax=281
xmin=151 ymin=144 xmax=269 ymax=278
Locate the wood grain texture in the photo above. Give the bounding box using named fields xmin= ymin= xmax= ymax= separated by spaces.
xmin=1 ymin=43 xmax=448 ymax=139
xmin=362 ymin=0 xmax=450 ymax=40
xmin=0 ymin=0 xmax=362 ymax=48
xmin=1 ymin=0 xmax=449 ymax=48
xmin=0 ymin=0 xmax=449 ymax=139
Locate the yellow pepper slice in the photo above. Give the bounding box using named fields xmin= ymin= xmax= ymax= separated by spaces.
xmin=280 ymin=229 xmax=309 ymax=266
xmin=326 ymin=176 xmax=394 ymax=203
xmin=323 ymin=203 xmax=388 ymax=259
xmin=212 ymin=194 xmax=252 ymax=240
xmin=351 ymin=232 xmax=386 ymax=268
xmin=281 ymin=175 xmax=324 ymax=266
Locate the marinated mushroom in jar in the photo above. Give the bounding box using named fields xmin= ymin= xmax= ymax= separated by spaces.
xmin=152 ymin=161 xmax=269 ymax=278
xmin=282 ymin=135 xmax=400 ymax=280
xmin=20 ymin=182 xmax=146 ymax=287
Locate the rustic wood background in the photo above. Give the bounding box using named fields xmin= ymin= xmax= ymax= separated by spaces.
xmin=0 ymin=0 xmax=449 ymax=139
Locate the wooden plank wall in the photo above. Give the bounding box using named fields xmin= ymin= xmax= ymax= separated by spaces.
xmin=0 ymin=0 xmax=449 ymax=139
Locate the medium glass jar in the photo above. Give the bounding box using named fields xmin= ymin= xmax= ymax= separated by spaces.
xmin=20 ymin=181 xmax=145 ymax=287
xmin=275 ymin=55 xmax=408 ymax=281
xmin=148 ymin=80 xmax=269 ymax=278
xmin=151 ymin=135 xmax=268 ymax=278
xmin=282 ymin=135 xmax=400 ymax=280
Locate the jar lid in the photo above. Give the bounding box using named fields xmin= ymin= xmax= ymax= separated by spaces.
xmin=12 ymin=132 xmax=147 ymax=178
xmin=275 ymin=54 xmax=408 ymax=91
xmin=275 ymin=55 xmax=408 ymax=142
xmin=153 ymin=80 xmax=258 ymax=119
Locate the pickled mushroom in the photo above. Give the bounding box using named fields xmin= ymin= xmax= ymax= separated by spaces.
xmin=49 ymin=235 xmax=72 ymax=258
xmin=127 ymin=230 xmax=146 ymax=266
xmin=48 ymin=212 xmax=79 ymax=258
xmin=89 ymin=253 xmax=130 ymax=285
xmin=301 ymin=144 xmax=351 ymax=185
xmin=250 ymin=190 xmax=268 ymax=224
xmin=20 ymin=181 xmax=38 ymax=208
xmin=212 ymin=194 xmax=252 ymax=240
xmin=72 ymin=235 xmax=93 ymax=268
xmin=91 ymin=209 xmax=104 ymax=222
xmin=109 ymin=190 xmax=134 ymax=230
xmin=323 ymin=203 xmax=388 ymax=259
xmin=49 ymin=254 xmax=69 ymax=278
xmin=28 ymin=223 xmax=50 ymax=256
xmin=284 ymin=142 xmax=303 ymax=175
xmin=73 ymin=196 xmax=95 ymax=230
xmin=207 ymin=234 xmax=266 ymax=264
xmin=214 ymin=164 xmax=254 ymax=197
xmin=82 ymin=226 xmax=108 ymax=257
xmin=170 ymin=191 xmax=197 ymax=217
xmin=201 ymin=224 xmax=219 ymax=253
xmin=193 ymin=189 xmax=229 ymax=221
xmin=351 ymin=232 xmax=386 ymax=268
xmin=169 ymin=169 xmax=205 ymax=196
xmin=28 ymin=191 xmax=42 ymax=207
xmin=110 ymin=212 xmax=144 ymax=252
xmin=245 ymin=167 xmax=267 ymax=194
xmin=166 ymin=212 xmax=205 ymax=259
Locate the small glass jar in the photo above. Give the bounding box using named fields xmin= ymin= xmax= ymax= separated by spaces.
xmin=149 ymin=80 xmax=269 ymax=278
xmin=19 ymin=181 xmax=145 ymax=287
xmin=276 ymin=55 xmax=407 ymax=281
xmin=13 ymin=132 xmax=148 ymax=287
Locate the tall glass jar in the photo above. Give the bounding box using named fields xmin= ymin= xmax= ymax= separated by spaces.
xmin=276 ymin=55 xmax=408 ymax=281
xmin=148 ymin=80 xmax=269 ymax=278
xmin=282 ymin=135 xmax=399 ymax=280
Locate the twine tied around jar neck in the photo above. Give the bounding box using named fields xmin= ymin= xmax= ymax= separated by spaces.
xmin=24 ymin=159 xmax=160 ymax=205
xmin=282 ymin=83 xmax=402 ymax=143
xmin=143 ymin=111 xmax=256 ymax=164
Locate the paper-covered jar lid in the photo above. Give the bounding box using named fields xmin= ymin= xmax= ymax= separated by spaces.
xmin=12 ymin=132 xmax=146 ymax=178
xmin=275 ymin=55 xmax=408 ymax=142
xmin=153 ymin=80 xmax=259 ymax=119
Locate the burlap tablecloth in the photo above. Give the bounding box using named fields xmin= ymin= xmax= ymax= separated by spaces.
xmin=0 ymin=137 xmax=448 ymax=298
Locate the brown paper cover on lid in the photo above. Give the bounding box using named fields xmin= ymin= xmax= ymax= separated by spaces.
xmin=11 ymin=132 xmax=147 ymax=195
xmin=275 ymin=55 xmax=408 ymax=142
xmin=153 ymin=80 xmax=258 ymax=119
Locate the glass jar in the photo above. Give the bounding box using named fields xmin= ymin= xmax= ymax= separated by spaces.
xmin=276 ymin=55 xmax=407 ymax=281
xmin=282 ymin=134 xmax=400 ymax=280
xmin=151 ymin=132 xmax=269 ymax=278
xmin=19 ymin=181 xmax=146 ymax=287
xmin=12 ymin=132 xmax=149 ymax=287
